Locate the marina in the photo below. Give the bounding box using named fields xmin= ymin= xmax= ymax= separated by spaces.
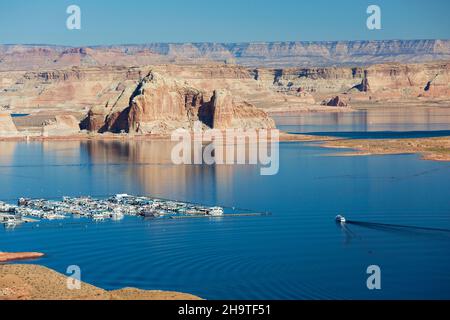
xmin=0 ymin=194 xmax=265 ymax=227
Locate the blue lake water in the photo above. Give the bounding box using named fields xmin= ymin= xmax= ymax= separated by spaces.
xmin=274 ymin=108 xmax=450 ymax=138
xmin=10 ymin=114 xmax=30 ymax=118
xmin=1 ymin=109 xmax=450 ymax=300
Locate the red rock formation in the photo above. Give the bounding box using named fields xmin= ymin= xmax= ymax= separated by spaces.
xmin=357 ymin=63 xmax=450 ymax=99
xmin=83 ymin=71 xmax=275 ymax=134
xmin=80 ymin=105 xmax=107 ymax=132
xmin=322 ymin=96 xmax=349 ymax=107
xmin=211 ymin=90 xmax=276 ymax=130
xmin=272 ymin=62 xmax=450 ymax=100
xmin=211 ymin=90 xmax=234 ymax=129
xmin=126 ymin=72 xmax=204 ymax=133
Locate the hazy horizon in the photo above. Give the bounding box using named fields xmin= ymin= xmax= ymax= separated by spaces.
xmin=1 ymin=38 xmax=449 ymax=48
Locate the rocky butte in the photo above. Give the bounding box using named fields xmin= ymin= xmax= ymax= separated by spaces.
xmin=80 ymin=71 xmax=275 ymax=134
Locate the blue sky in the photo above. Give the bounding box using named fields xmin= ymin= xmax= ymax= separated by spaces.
xmin=0 ymin=0 xmax=449 ymax=45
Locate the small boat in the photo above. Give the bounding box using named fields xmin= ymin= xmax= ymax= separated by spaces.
xmin=2 ymin=216 xmax=24 ymax=228
xmin=335 ymin=215 xmax=346 ymax=223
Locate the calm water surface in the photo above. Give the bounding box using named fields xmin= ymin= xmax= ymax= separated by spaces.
xmin=275 ymin=107 xmax=450 ymax=138
xmin=0 ymin=109 xmax=449 ymax=300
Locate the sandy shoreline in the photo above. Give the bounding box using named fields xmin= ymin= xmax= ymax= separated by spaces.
xmin=0 ymin=252 xmax=45 ymax=263
xmin=323 ymin=136 xmax=450 ymax=161
xmin=0 ymin=263 xmax=202 ymax=300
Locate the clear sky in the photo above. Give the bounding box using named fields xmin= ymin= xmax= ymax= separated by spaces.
xmin=0 ymin=0 xmax=449 ymax=45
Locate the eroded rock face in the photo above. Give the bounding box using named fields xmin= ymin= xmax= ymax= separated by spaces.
xmin=211 ymin=90 xmax=234 ymax=129
xmin=84 ymin=72 xmax=275 ymax=134
xmin=80 ymin=105 xmax=108 ymax=132
xmin=42 ymin=115 xmax=80 ymax=136
xmin=0 ymin=114 xmax=18 ymax=135
xmin=362 ymin=63 xmax=449 ymax=94
xmin=126 ymin=72 xmax=206 ymax=133
xmin=322 ymin=96 xmax=349 ymax=107
xmin=211 ymin=90 xmax=276 ymax=130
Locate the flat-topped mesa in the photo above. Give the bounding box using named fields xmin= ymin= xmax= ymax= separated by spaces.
xmin=82 ymin=71 xmax=276 ymax=134
xmin=273 ymin=62 xmax=450 ymax=99
xmin=360 ymin=63 xmax=450 ymax=97
xmin=2 ymin=40 xmax=450 ymax=70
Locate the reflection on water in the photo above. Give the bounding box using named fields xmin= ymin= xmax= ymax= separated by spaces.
xmin=85 ymin=140 xmax=240 ymax=202
xmin=275 ymin=107 xmax=450 ymax=134
xmin=0 ymin=140 xmax=250 ymax=207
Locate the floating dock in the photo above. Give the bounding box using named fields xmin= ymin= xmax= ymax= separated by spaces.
xmin=170 ymin=212 xmax=271 ymax=219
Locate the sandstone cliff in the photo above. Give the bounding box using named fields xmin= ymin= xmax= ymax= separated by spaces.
xmin=269 ymin=62 xmax=450 ymax=101
xmin=82 ymin=72 xmax=276 ymax=134
xmin=1 ymin=61 xmax=449 ymax=137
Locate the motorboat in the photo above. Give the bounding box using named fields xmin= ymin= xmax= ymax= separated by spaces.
xmin=2 ymin=215 xmax=24 ymax=228
xmin=335 ymin=215 xmax=346 ymax=223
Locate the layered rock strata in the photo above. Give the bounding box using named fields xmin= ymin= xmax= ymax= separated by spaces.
xmin=82 ymin=72 xmax=276 ymax=134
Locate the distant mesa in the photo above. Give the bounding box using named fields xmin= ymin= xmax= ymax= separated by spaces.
xmin=1 ymin=40 xmax=450 ymax=70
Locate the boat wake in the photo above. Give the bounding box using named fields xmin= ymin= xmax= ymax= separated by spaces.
xmin=346 ymin=220 xmax=450 ymax=236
